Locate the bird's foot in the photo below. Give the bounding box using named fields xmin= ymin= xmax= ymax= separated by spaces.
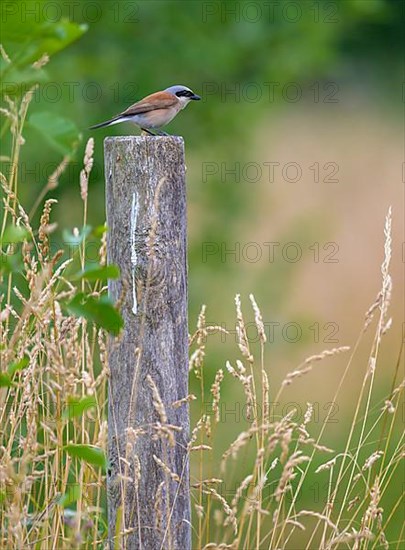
xmin=141 ymin=128 xmax=156 ymax=136
xmin=141 ymin=128 xmax=170 ymax=137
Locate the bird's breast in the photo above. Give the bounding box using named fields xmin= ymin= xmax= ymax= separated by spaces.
xmin=130 ymin=106 xmax=180 ymax=129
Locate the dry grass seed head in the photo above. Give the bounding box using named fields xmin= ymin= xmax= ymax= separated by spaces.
xmin=32 ymin=53 xmax=49 ymax=69
xmin=152 ymin=423 xmax=180 ymax=448
xmin=194 ymin=503 xmax=204 ymax=519
xmin=316 ymin=457 xmax=337 ymax=473
xmin=154 ymin=480 xmax=165 ymax=532
xmin=47 ymin=155 xmax=70 ymax=191
xmin=295 ymin=510 xmax=338 ymax=532
xmin=172 ymin=394 xmax=197 ymax=409
xmin=189 ymin=444 xmax=212 ymax=452
xmin=225 ymin=360 xmax=255 ymax=422
xmin=249 ymin=293 xmax=267 ymax=344
xmin=196 ymin=304 xmax=207 ymax=346
xmin=221 ymin=425 xmax=262 ymax=469
xmin=152 ymin=455 xmax=180 ymax=482
xmin=382 ymin=400 xmax=395 ymax=414
xmin=189 ymin=415 xmax=209 ymax=449
xmin=274 ymin=451 xmax=310 ymax=501
xmin=146 ymin=374 xmax=167 ymax=424
xmin=362 ymin=451 xmax=383 ymax=471
xmin=192 ymin=478 xmax=223 ymax=489
xmin=210 ymin=369 xmax=224 ymax=422
xmin=362 ymin=476 xmax=383 ymax=526
xmin=202 ymin=487 xmax=238 ymax=535
xmin=0 ymin=44 xmax=11 ymax=63
xmin=235 ymin=294 xmax=253 ymax=362
xmin=283 ymin=346 xmax=350 ymax=387
xmin=381 ymin=207 xmax=392 ymax=310
xmin=364 ymin=290 xmax=383 ymax=331
xmin=80 ymin=137 xmax=94 ymax=201
xmin=231 ymin=474 xmax=254 ymax=512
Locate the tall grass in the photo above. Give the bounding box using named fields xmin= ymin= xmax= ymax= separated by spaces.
xmin=1 ymin=79 xmax=403 ymax=549
xmin=189 ymin=240 xmax=403 ymax=548
xmin=1 ymin=85 xmax=110 ymax=548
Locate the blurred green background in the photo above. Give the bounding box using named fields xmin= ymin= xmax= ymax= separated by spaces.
xmin=1 ymin=0 xmax=404 ymax=546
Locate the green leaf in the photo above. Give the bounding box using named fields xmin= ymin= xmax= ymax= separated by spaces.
xmin=65 ymin=293 xmax=123 ymax=336
xmin=0 ymin=252 xmax=23 ymax=274
xmin=65 ymin=444 xmax=106 ymax=469
xmin=7 ymin=356 xmax=29 ymax=377
xmin=62 ymin=226 xmax=92 ymax=248
xmin=1 ymin=12 xmax=87 ymax=98
xmin=1 ymin=66 xmax=49 ymax=97
xmin=0 ymin=225 xmax=30 ymax=245
xmin=57 ymin=484 xmax=81 ymax=507
xmin=92 ymin=224 xmax=108 ymax=238
xmin=114 ymin=507 xmax=123 ymax=550
xmin=28 ymin=111 xmax=80 ymax=155
xmin=0 ymin=226 xmax=29 ymax=274
xmin=71 ymin=265 xmax=120 ymax=282
xmin=1 ymin=10 xmax=87 ymax=66
xmin=0 ymin=373 xmax=14 ymax=388
xmin=63 ymin=395 xmax=97 ymax=420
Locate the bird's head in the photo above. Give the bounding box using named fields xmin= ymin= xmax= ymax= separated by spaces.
xmin=165 ymin=85 xmax=201 ymax=108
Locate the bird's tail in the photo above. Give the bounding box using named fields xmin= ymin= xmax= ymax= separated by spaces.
xmin=89 ymin=116 xmax=123 ymax=130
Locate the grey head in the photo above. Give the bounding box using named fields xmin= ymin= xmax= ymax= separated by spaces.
xmin=165 ymin=85 xmax=201 ymax=103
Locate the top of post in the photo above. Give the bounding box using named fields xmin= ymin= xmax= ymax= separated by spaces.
xmin=104 ymin=135 xmax=185 ymax=146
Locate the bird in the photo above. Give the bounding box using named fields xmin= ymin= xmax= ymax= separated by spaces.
xmin=89 ymin=85 xmax=201 ymax=135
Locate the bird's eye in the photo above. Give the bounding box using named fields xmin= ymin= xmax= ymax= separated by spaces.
xmin=176 ymin=90 xmax=193 ymax=98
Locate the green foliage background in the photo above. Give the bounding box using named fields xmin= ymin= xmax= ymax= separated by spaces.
xmin=1 ymin=0 xmax=404 ymax=546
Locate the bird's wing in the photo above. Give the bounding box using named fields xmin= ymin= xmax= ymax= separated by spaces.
xmin=120 ymin=91 xmax=177 ymax=117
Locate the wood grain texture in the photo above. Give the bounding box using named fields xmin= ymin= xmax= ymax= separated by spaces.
xmin=105 ymin=136 xmax=190 ymax=549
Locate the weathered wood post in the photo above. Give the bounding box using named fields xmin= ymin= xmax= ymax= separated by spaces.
xmin=105 ymin=136 xmax=190 ymax=549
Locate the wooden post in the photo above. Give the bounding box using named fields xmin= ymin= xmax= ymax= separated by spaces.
xmin=104 ymin=136 xmax=190 ymax=549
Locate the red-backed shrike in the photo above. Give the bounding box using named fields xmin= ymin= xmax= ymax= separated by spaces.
xmin=90 ymin=85 xmax=201 ymax=135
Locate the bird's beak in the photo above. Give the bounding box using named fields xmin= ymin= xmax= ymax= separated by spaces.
xmin=191 ymin=94 xmax=201 ymax=101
